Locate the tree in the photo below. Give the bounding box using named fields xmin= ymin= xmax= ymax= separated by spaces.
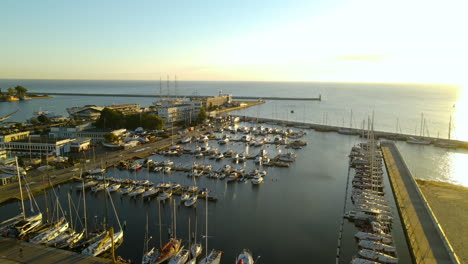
xmin=94 ymin=108 xmax=125 ymax=129
xmin=103 ymin=132 xmax=119 ymax=143
xmin=141 ymin=113 xmax=165 ymax=130
xmin=7 ymin=88 xmax=15 ymax=96
xmin=14 ymin=86 xmax=28 ymax=97
xmin=124 ymin=113 xmax=165 ymax=130
xmin=30 ymin=117 xmax=39 ymax=125
xmin=37 ymin=114 xmax=50 ymax=123
xmin=197 ymin=106 xmax=207 ymax=123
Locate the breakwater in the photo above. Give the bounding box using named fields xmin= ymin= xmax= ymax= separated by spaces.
xmin=236 ymin=115 xmax=468 ymax=150
xmin=382 ymin=142 xmax=460 ymax=264
xmin=29 ymin=92 xmax=322 ymax=101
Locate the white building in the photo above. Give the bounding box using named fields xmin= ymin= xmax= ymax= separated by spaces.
xmin=0 ymin=136 xmax=75 ymax=157
xmin=49 ymin=123 xmax=126 ymax=143
xmin=158 ymin=101 xmax=201 ymax=123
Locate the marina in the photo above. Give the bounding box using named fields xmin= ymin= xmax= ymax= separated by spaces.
xmin=1 ymin=119 xmax=415 ymax=263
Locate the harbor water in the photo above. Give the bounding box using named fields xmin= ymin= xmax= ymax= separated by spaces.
xmin=0 ymin=80 xmax=466 ymax=186
xmin=0 ymin=123 xmax=412 ymax=263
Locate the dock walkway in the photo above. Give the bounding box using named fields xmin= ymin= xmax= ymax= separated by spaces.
xmin=0 ymin=237 xmax=110 ymax=264
xmin=381 ymin=142 xmax=460 ymax=264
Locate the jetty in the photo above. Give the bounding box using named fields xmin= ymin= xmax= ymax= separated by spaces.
xmin=381 ymin=142 xmax=460 ymax=264
xmin=236 ymin=115 xmax=468 ymax=150
xmin=0 ymin=237 xmax=110 ymax=264
xmin=28 ymin=92 xmax=322 ymax=101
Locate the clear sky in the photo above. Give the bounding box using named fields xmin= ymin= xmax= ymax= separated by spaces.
xmin=1 ymin=0 xmax=467 ymax=84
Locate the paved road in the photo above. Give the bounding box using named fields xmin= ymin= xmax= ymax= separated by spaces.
xmin=382 ymin=142 xmax=458 ymax=264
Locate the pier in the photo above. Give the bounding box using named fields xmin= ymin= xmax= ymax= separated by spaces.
xmin=29 ymin=92 xmax=322 ymax=101
xmin=0 ymin=237 xmax=110 ymax=264
xmin=381 ymin=142 xmax=460 ymax=264
xmin=237 ymin=116 xmax=468 ymax=150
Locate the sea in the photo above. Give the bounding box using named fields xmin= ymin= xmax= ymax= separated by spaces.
xmin=0 ymin=79 xmax=466 ymax=263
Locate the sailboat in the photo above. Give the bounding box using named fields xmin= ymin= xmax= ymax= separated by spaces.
xmin=11 ymin=157 xmax=43 ymax=237
xmin=82 ymin=191 xmax=124 ymax=256
xmin=407 ymin=113 xmax=431 ymax=145
xmin=199 ymin=193 xmax=222 ymax=264
xmin=189 ymin=212 xmax=202 ymax=261
xmin=155 ymin=200 xmax=182 ymax=264
xmin=236 ymin=249 xmax=254 ymax=264
xmin=168 ymin=246 xmax=189 ymax=264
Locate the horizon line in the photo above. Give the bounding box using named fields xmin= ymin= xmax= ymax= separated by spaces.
xmin=0 ymin=78 xmax=459 ymax=87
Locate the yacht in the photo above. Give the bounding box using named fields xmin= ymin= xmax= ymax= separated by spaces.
xmin=155 ymin=238 xmax=182 ymax=264
xmin=184 ymin=194 xmax=198 ymax=207
xmin=128 ymin=186 xmax=146 ymax=197
xmin=168 ymin=247 xmax=189 ymax=264
xmin=120 ymin=185 xmax=135 ymax=195
xmin=142 ymin=247 xmax=159 ymax=264
xmin=107 ymin=183 xmax=121 ymax=193
xmin=251 ymin=175 xmax=264 ymax=184
xmin=157 ymin=191 xmax=172 ymax=201
xmin=82 ymin=229 xmax=124 ymax=256
xmin=30 ymin=218 xmax=68 ymax=244
xmin=236 ymin=249 xmax=254 ymax=264
xmin=199 ymin=249 xmax=223 ymax=264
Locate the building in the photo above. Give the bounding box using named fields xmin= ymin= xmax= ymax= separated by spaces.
xmin=67 ymin=105 xmax=104 ymax=120
xmin=49 ymin=123 xmax=126 ymax=143
xmin=0 ymin=133 xmax=75 ymax=157
xmin=107 ymin=104 xmax=141 ymax=115
xmin=70 ymin=139 xmax=91 ymax=152
xmin=204 ymin=93 xmax=232 ymax=109
xmin=67 ymin=104 xmax=141 ymax=121
xmin=158 ymin=101 xmax=201 ymax=123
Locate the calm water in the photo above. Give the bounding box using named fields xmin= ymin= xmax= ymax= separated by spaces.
xmin=0 ymin=123 xmax=411 ymax=263
xmin=0 ymin=79 xmax=466 ymax=186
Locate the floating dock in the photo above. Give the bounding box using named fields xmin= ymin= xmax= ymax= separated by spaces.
xmin=0 ymin=237 xmax=110 ymax=264
xmin=381 ymin=142 xmax=460 ymax=264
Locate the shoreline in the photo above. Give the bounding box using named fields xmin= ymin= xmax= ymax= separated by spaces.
xmin=416 ymin=179 xmax=468 ymax=263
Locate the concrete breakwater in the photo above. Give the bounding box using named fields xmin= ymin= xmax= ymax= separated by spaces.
xmin=29 ymin=92 xmax=322 ymax=101
xmin=382 ymin=142 xmax=460 ymax=264
xmin=236 ymin=115 xmax=468 ymax=149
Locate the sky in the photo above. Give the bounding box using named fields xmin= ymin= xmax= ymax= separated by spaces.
xmin=1 ymin=0 xmax=467 ymax=85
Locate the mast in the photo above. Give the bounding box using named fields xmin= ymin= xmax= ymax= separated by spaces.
xmin=82 ymin=169 xmax=88 ymax=238
xmin=158 ymin=200 xmax=162 ymax=247
xmin=188 ymin=216 xmax=191 ymax=247
xmin=419 ymin=113 xmax=424 ymax=137
xmin=350 ymin=110 xmax=353 ymax=128
xmin=16 ymin=157 xmax=26 ymax=220
xmin=448 ymin=115 xmax=452 ymax=139
xmin=167 ymin=75 xmax=170 ymax=98
xmin=205 ymin=194 xmax=208 ymax=260
xmin=173 ymin=198 xmax=177 ymax=238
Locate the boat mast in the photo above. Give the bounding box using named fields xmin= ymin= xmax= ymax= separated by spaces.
xmin=82 ymin=169 xmax=88 ymax=238
xmin=158 ymin=200 xmax=162 ymax=247
xmin=205 ymin=194 xmax=208 ymax=260
xmin=15 ymin=157 xmax=26 ymax=220
xmin=448 ymin=115 xmax=452 ymax=139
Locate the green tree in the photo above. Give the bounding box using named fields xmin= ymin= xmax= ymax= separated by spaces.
xmin=14 ymin=86 xmax=28 ymax=97
xmin=103 ymin=132 xmax=119 ymax=143
xmin=37 ymin=114 xmax=50 ymax=123
xmin=197 ymin=106 xmax=207 ymax=123
xmin=124 ymin=113 xmax=165 ymax=130
xmin=141 ymin=113 xmax=165 ymax=130
xmin=30 ymin=117 xmax=39 ymax=125
xmin=7 ymin=88 xmax=15 ymax=96
xmin=94 ymin=108 xmax=125 ymax=129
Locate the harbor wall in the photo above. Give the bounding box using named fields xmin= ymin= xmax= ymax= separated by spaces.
xmin=381 ymin=142 xmax=460 ymax=264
